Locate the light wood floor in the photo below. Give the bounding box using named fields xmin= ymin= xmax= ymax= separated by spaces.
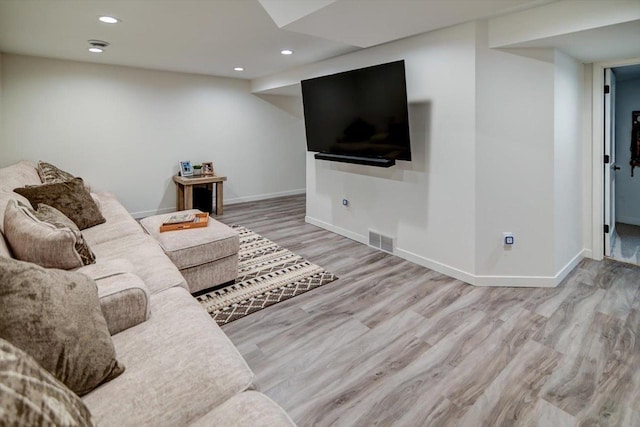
xmin=218 ymin=194 xmax=640 ymax=427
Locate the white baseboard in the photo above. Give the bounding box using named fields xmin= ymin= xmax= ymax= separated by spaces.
xmin=398 ymin=248 xmax=586 ymax=288
xmin=395 ymin=247 xmax=559 ymax=287
xmin=129 ymin=189 xmax=305 ymax=219
xmin=306 ymin=216 xmax=587 ymax=288
xmin=616 ymin=216 xmax=640 ymax=227
xmin=394 ymin=247 xmax=477 ymax=285
xmin=226 ymin=189 xmax=305 ymax=205
xmin=304 ymin=216 xmax=368 ymax=245
xmin=473 ymin=249 xmax=586 ymax=288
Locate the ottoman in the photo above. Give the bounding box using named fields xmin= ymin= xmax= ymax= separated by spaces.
xmin=140 ymin=210 xmax=239 ymax=294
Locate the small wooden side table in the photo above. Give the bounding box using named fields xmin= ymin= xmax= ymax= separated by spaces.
xmin=173 ymin=174 xmax=227 ymax=215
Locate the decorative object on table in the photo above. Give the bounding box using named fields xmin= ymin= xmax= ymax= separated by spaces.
xmin=202 ymin=162 xmax=214 ymax=176
xmin=163 ymin=212 xmax=196 ymax=225
xmin=160 ymin=212 xmax=209 ymax=232
xmin=193 ymin=164 xmax=203 ymax=176
xmin=197 ymin=225 xmax=338 ymax=325
xmin=179 ymin=160 xmax=193 ymax=177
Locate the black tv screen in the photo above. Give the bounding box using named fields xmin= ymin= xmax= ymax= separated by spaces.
xmin=301 ymin=60 xmax=411 ymax=161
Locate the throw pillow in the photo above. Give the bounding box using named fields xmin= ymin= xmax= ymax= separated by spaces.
xmin=0 ymin=338 xmax=94 ymax=426
xmin=35 ymin=203 xmax=97 ymax=265
xmin=90 ymin=192 xmax=102 ymax=212
xmin=3 ymin=199 xmax=96 ymax=269
xmin=14 ymin=178 xmax=106 ymax=230
xmin=0 ymin=257 xmax=125 ymax=396
xmin=37 ymin=160 xmax=76 ymax=184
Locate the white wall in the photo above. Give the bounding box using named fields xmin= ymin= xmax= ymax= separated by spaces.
xmin=0 ymin=53 xmax=3 ymax=154
xmin=582 ymin=64 xmax=593 ymax=258
xmin=304 ymin=22 xmax=478 ymax=280
xmin=474 ymin=21 xmax=556 ymax=281
xmin=553 ymin=50 xmax=584 ymax=271
xmin=255 ymin=18 xmax=587 ymax=287
xmin=0 ymin=54 xmax=306 ymax=217
xmin=615 ymin=76 xmax=640 ymax=225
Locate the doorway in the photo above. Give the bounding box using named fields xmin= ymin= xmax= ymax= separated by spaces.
xmin=605 ymin=64 xmax=640 ymax=264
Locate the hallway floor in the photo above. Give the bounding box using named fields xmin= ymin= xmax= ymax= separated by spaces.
xmin=611 ymin=222 xmax=640 ymax=265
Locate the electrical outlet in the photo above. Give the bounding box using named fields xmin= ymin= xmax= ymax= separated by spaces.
xmin=503 ymin=232 xmax=514 ymax=246
xmin=342 ymin=199 xmax=349 ymax=207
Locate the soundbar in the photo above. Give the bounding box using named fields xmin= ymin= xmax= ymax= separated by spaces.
xmin=314 ymin=153 xmax=396 ymax=168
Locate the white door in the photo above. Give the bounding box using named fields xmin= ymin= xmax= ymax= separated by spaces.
xmin=604 ymin=68 xmax=617 ymax=257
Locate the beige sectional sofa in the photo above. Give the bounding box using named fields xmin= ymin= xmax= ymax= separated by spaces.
xmin=0 ymin=161 xmax=295 ymax=427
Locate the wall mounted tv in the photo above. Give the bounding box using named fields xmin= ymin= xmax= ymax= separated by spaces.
xmin=301 ymin=60 xmax=411 ymax=168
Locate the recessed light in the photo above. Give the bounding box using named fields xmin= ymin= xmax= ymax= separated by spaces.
xmin=88 ymin=40 xmax=109 ymax=53
xmin=234 ymin=67 xmax=244 ymax=71
xmin=98 ymin=16 xmax=120 ymax=24
xmin=280 ymin=49 xmax=293 ymax=55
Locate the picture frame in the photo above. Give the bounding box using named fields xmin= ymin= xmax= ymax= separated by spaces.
xmin=201 ymin=162 xmax=214 ymax=176
xmin=179 ymin=160 xmax=193 ymax=177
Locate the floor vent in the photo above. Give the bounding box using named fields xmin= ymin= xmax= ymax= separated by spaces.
xmin=369 ymin=230 xmax=394 ymax=254
xmin=381 ymin=235 xmax=394 ymax=253
xmin=369 ymin=231 xmax=381 ymax=248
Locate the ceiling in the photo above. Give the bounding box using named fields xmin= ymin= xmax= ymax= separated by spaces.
xmin=0 ymin=0 xmax=556 ymax=80
xmin=614 ymin=63 xmax=640 ymax=82
xmin=504 ymin=19 xmax=640 ymax=64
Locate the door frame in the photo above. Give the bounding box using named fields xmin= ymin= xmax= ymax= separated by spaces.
xmin=603 ymin=68 xmax=616 ymax=257
xmin=591 ymin=57 xmax=640 ymax=260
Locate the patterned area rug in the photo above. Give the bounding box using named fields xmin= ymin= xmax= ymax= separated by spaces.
xmin=196 ymin=225 xmax=337 ymax=326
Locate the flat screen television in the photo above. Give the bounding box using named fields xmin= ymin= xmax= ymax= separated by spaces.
xmin=301 ymin=60 xmax=411 ymax=165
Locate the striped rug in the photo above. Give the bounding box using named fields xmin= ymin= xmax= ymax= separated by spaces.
xmin=196 ymin=225 xmax=337 ymax=326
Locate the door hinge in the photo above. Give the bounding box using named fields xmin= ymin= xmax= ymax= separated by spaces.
xmin=604 ymin=154 xmax=610 ymax=164
xmin=604 ymin=224 xmax=610 ymax=233
xmin=604 ymin=85 xmax=610 ymax=94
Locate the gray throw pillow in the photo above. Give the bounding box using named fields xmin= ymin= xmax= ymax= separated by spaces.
xmin=14 ymin=178 xmax=106 ymax=230
xmin=37 ymin=160 xmax=76 ymax=184
xmin=0 ymin=257 xmax=125 ymax=396
xmin=3 ymin=199 xmax=95 ymax=269
xmin=35 ymin=203 xmax=96 ymax=265
xmin=0 ymin=337 xmax=94 ymax=426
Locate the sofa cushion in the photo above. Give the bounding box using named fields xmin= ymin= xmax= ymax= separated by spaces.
xmin=0 ymin=231 xmax=12 ymax=258
xmin=76 ymin=260 xmax=151 ymax=335
xmin=90 ymin=192 xmax=102 ymax=212
xmin=0 ymin=338 xmax=94 ymax=427
xmin=0 ymin=257 xmax=125 ymax=396
xmin=75 ymin=258 xmax=135 ymax=281
xmin=82 ymin=287 xmax=255 ymax=427
xmin=37 ymin=160 xmax=76 ymax=184
xmin=91 ymin=234 xmax=188 ymax=294
xmin=3 ymin=199 xmax=95 ymax=269
xmin=81 ymin=192 xmax=144 ymax=246
xmin=0 ymin=160 xmax=41 ymax=192
xmin=0 ymin=161 xmax=41 ymax=229
xmin=95 ymin=272 xmax=151 ymax=335
xmin=140 ymin=210 xmax=239 ymax=269
xmin=14 ymin=178 xmax=106 ymax=230
xmin=190 ymin=391 xmax=296 ymax=427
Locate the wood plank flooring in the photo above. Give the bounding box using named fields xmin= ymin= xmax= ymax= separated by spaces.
xmin=217 ymin=194 xmax=640 ymax=427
